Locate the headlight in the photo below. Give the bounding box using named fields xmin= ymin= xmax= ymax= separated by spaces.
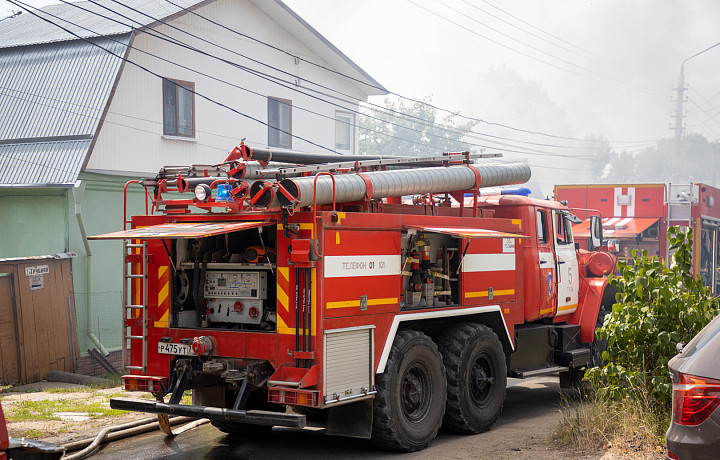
xmin=194 ymin=184 xmax=212 ymax=201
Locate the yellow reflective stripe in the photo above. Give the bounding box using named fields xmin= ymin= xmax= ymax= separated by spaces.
xmin=557 ymin=303 xmax=578 ymax=312
xmin=154 ymin=265 xmax=170 ymax=328
xmin=464 ymin=289 xmax=515 ymax=298
xmin=326 ymin=297 xmax=398 ymax=309
xmin=276 ymin=314 xmax=295 ymax=335
xmin=277 ymin=267 xmax=289 ymax=313
xmin=154 ymin=310 xmax=169 ymax=328
xmin=539 ymin=307 xmax=554 ymax=315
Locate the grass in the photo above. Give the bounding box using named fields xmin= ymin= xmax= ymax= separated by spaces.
xmin=19 ymin=428 xmax=47 ymax=439
xmin=7 ymin=399 xmax=128 ymax=422
xmin=554 ymin=386 xmax=668 ymax=458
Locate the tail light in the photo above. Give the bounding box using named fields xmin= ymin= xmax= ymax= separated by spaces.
xmin=672 ymin=372 xmax=720 ymax=426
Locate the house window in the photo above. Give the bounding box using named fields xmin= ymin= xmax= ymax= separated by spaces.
xmin=335 ymin=111 xmax=354 ymax=153
xmin=163 ymin=79 xmax=194 ymax=137
xmin=268 ymin=97 xmax=292 ymax=148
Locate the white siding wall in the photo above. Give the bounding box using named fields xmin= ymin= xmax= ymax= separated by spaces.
xmin=87 ymin=0 xmax=368 ymax=175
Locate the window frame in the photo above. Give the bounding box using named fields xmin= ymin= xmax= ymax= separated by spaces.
xmin=162 ymin=78 xmax=195 ymax=138
xmin=554 ymin=211 xmax=574 ymax=246
xmin=268 ymin=97 xmax=292 ymax=149
xmin=334 ymin=111 xmax=355 ymax=153
xmin=537 ymin=209 xmax=548 ymax=244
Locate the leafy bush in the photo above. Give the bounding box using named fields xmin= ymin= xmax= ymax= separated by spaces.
xmin=586 ymin=227 xmax=720 ymax=411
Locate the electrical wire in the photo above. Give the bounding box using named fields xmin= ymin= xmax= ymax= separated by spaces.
xmin=468 ymin=0 xmax=670 ymax=86
xmin=39 ymin=0 xmax=613 ymax=159
xmin=6 ymin=0 xmax=338 ymax=153
xmin=87 ymin=0 xmax=620 ymax=154
xmin=434 ymin=0 xmax=664 ymax=90
xmin=159 ymin=0 xmax=660 ymax=145
xmin=3 ymin=0 xmax=640 ymax=175
xmin=407 ymin=0 xmax=667 ymax=98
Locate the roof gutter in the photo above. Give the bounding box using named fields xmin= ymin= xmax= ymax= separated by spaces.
xmin=0 ymin=183 xmax=76 ymax=189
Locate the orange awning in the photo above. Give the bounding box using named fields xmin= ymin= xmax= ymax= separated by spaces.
xmin=405 ymin=225 xmax=523 ymax=239
xmin=88 ymin=221 xmax=273 ymax=240
xmin=573 ymin=217 xmax=659 ymax=238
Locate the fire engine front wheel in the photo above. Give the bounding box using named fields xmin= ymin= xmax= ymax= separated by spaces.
xmin=438 ymin=323 xmax=507 ymax=434
xmin=371 ymin=329 xmax=447 ymax=452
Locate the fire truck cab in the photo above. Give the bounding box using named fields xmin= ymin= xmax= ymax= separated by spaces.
xmin=96 ymin=146 xmax=613 ymax=452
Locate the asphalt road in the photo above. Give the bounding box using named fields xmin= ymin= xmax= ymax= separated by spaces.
xmin=92 ymin=376 xmax=587 ymax=460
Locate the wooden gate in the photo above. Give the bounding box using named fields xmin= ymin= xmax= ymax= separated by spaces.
xmin=0 ymin=255 xmax=78 ymax=385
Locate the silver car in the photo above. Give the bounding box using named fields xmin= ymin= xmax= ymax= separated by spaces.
xmin=666 ymin=314 xmax=720 ymax=460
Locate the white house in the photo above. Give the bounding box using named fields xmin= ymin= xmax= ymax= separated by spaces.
xmin=0 ymin=0 xmax=385 ymax=370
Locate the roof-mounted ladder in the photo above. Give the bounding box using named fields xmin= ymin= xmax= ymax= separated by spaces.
xmin=122 ymin=240 xmax=149 ymax=373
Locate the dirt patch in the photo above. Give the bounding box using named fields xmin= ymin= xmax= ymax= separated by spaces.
xmin=0 ymin=380 xmax=153 ymax=446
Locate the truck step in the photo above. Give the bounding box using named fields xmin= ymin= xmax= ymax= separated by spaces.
xmin=110 ymin=397 xmax=306 ymax=428
xmin=511 ymin=366 xmax=569 ymax=378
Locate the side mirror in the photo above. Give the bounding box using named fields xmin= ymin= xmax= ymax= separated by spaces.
xmin=590 ymin=215 xmax=603 ymax=251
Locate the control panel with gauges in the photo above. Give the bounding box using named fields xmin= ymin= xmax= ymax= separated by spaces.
xmin=204 ymin=271 xmax=267 ymax=324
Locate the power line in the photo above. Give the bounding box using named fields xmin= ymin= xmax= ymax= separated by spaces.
xmin=94 ymin=0 xmax=613 ymax=154
xmin=4 ymin=0 xmax=637 ymax=177
xmin=48 ymin=0 xmax=611 ymax=159
xmin=407 ymin=0 xmax=667 ymax=98
xmin=8 ymin=0 xmax=337 ymax=154
xmin=160 ymin=0 xmax=658 ymax=145
xmin=433 ymin=0 xmax=642 ymax=88
xmin=471 ymin=0 xmax=669 ymax=86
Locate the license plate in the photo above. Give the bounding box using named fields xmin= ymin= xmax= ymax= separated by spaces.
xmin=157 ymin=342 xmax=195 ymax=356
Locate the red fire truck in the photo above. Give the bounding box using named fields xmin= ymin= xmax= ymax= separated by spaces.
xmin=94 ymin=144 xmax=614 ymax=452
xmin=555 ymin=183 xmax=720 ymax=295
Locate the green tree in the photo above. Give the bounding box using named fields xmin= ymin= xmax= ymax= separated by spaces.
xmin=587 ymin=227 xmax=720 ymax=410
xmin=359 ymin=96 xmax=477 ymax=157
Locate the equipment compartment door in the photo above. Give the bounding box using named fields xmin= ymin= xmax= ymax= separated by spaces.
xmin=323 ymin=230 xmax=401 ymax=318
xmin=552 ymin=211 xmax=579 ymax=315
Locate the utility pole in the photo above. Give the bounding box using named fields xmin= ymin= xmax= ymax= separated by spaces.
xmin=671 ymin=66 xmax=686 ymax=184
xmin=672 ymin=41 xmax=720 ymax=184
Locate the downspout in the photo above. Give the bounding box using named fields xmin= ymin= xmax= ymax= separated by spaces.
xmin=73 ymin=180 xmax=110 ymax=356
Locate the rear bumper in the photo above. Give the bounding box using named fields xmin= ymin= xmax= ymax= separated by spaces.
xmin=666 ymin=411 xmax=720 ymax=460
xmin=110 ymin=397 xmax=306 ymax=428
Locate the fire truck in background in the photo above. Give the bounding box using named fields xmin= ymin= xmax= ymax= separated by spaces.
xmin=93 ymin=143 xmax=614 ymax=452
xmin=555 ymin=183 xmax=720 ymax=295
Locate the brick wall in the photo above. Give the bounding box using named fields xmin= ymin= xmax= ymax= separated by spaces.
xmin=75 ymin=350 xmax=122 ymax=377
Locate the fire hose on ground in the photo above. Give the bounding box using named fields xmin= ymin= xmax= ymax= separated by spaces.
xmin=61 ymin=415 xmax=209 ymax=460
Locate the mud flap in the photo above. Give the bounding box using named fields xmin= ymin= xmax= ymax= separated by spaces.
xmin=326 ymin=399 xmax=373 ymax=439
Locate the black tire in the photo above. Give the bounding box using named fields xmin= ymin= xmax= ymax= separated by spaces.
xmin=371 ymin=329 xmax=446 ymax=452
xmin=438 ymin=323 xmax=507 ymax=434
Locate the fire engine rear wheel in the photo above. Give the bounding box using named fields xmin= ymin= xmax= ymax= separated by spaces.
xmin=438 ymin=323 xmax=506 ymax=434
xmin=371 ymin=329 xmax=446 ymax=452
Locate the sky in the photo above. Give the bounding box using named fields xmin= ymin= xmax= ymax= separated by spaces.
xmin=3 ymin=0 xmax=720 ymax=192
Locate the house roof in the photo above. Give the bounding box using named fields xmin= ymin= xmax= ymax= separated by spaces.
xmin=0 ymin=34 xmax=131 ymax=187
xmin=0 ymin=0 xmax=203 ymax=49
xmin=0 ymin=139 xmax=91 ymax=187
xmin=250 ymin=0 xmax=386 ymax=96
xmin=0 ymin=0 xmax=386 ymax=187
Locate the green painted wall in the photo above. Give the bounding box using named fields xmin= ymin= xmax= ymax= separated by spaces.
xmin=70 ymin=172 xmax=147 ymax=355
xmin=3 ymin=174 xmax=161 ymax=359
xmin=0 ymin=189 xmax=69 ymax=258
